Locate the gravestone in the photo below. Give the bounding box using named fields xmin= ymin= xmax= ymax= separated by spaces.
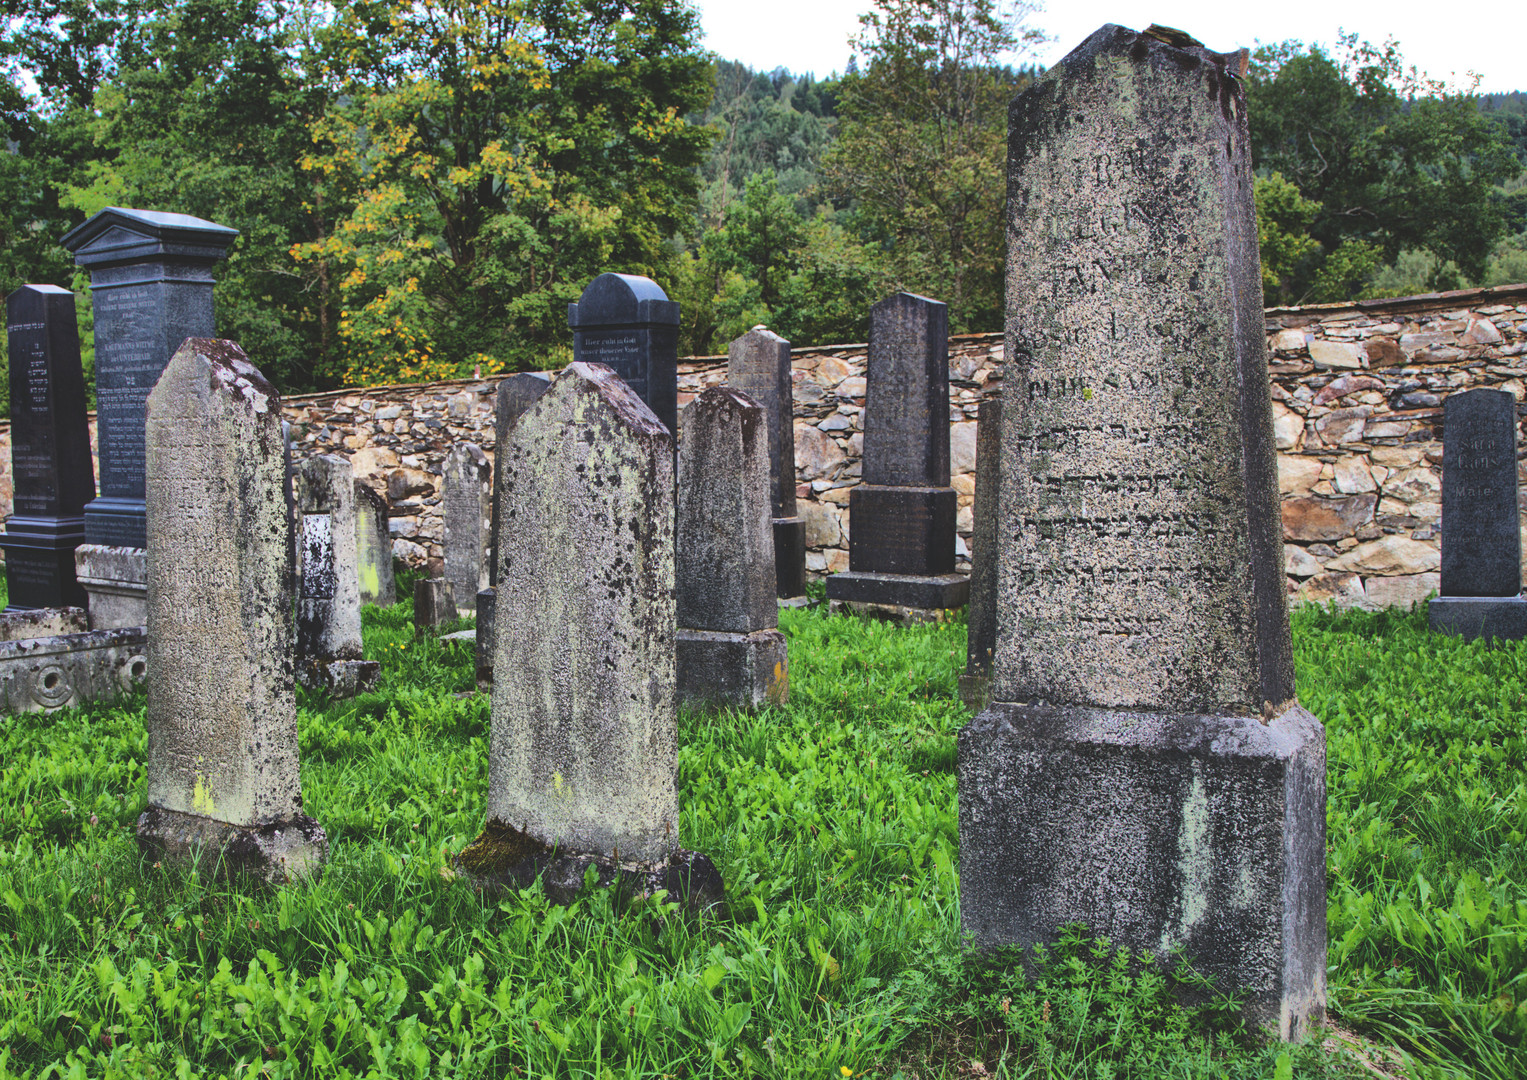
xmin=478 ymin=372 xmax=553 ymax=688
xmin=296 ymin=455 xmax=378 ymax=695
xmin=414 ymin=577 xmax=457 ymax=635
xmin=60 ymin=208 xmax=237 ymax=552
xmin=354 ymin=482 xmax=395 ymax=607
xmin=957 ymin=25 xmax=1326 ymax=1039
xmin=957 ymin=396 xmax=1002 ymax=712
xmin=826 ymin=292 xmax=968 ymax=616
xmin=676 ymin=387 xmax=789 ymax=709
xmin=568 ymin=273 xmax=680 ymax=436
xmin=456 ymin=362 xmax=721 ymax=906
xmin=443 ymin=443 xmax=491 ymax=618
xmin=1428 ymin=388 xmax=1527 ymax=639
xmin=728 ymin=327 xmax=806 ymax=602
xmin=2 ymin=285 xmax=96 ymax=610
xmin=136 ymin=338 xmax=327 ymax=883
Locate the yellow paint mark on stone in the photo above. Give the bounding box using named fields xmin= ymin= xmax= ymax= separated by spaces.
xmin=192 ymin=776 xmax=216 ymax=816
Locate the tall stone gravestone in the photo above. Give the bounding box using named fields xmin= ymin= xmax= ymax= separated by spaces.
xmin=295 ymin=455 xmax=378 ymax=695
xmin=60 ymin=208 xmax=237 ymax=628
xmin=676 ymin=387 xmax=789 ymax=709
xmin=477 ymin=372 xmax=553 ymax=688
xmin=568 ymin=273 xmax=680 ymax=436
xmin=443 ymin=443 xmax=491 ymax=618
xmin=457 ymin=362 xmax=720 ymax=905
xmin=957 ymin=396 xmax=1002 ymax=712
xmin=957 ymin=25 xmax=1326 ymax=1039
xmin=728 ymin=327 xmax=806 ymax=602
xmin=826 ymin=292 xmax=968 ymax=616
xmin=2 ymin=286 xmax=96 ymax=610
xmin=136 ymin=338 xmax=327 ymax=883
xmin=1428 ymin=388 xmax=1527 ymax=639
xmin=354 ymin=481 xmax=396 ymax=607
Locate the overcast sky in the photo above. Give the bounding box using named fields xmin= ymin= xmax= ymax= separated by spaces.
xmin=693 ymin=1 xmax=1525 ymax=94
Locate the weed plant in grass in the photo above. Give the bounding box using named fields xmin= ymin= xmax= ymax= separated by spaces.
xmin=0 ymin=590 xmax=1438 ymax=1078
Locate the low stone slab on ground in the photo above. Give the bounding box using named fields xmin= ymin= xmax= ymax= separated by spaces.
xmin=0 ymin=624 xmax=147 ymax=714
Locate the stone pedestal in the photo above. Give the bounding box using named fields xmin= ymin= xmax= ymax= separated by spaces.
xmin=74 ymin=544 xmax=147 ymax=629
xmin=0 ymin=624 xmax=148 ymax=713
xmin=1428 ymin=595 xmax=1527 ymax=641
xmin=960 ymin=700 xmax=1327 ymax=1033
xmin=676 ymin=628 xmax=788 ymax=709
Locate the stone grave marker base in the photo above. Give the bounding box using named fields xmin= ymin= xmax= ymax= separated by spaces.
xmin=0 ymin=624 xmax=147 ymax=713
xmin=677 ymin=627 xmax=788 ymax=711
xmin=0 ymin=606 xmax=88 ymax=640
xmin=1428 ymin=595 xmax=1527 ymax=641
xmin=454 ymin=821 xmax=725 ymax=911
xmin=74 ymin=544 xmax=147 ymax=629
xmin=137 ymin=805 xmax=329 ymax=886
xmin=773 ymin=517 xmax=807 ymax=600
xmin=826 ymin=572 xmax=969 ymax=615
xmin=299 ymin=658 xmax=380 ymax=697
xmin=958 ymin=701 xmax=1326 ymax=1040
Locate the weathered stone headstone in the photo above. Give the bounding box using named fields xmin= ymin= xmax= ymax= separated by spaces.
xmin=957 ymin=396 xmax=1001 ymax=712
xmin=354 ymin=482 xmax=395 ymax=607
xmin=2 ymin=285 xmax=96 ymax=610
xmin=478 ymin=372 xmax=553 ymax=688
xmin=676 ymin=387 xmax=788 ymax=709
xmin=136 ymin=338 xmax=326 ymax=883
xmin=1428 ymin=388 xmax=1527 ymax=638
xmin=957 ymin=25 xmax=1325 ymax=1039
xmin=296 ymin=455 xmax=378 ymax=695
xmin=826 ymin=292 xmax=969 ymax=616
xmin=728 ymin=327 xmax=806 ymax=602
xmin=443 ymin=443 xmax=491 ymax=618
xmin=414 ymin=577 xmax=457 ymax=634
xmin=457 ymin=362 xmax=720 ymax=906
xmin=60 ymin=208 xmax=237 ymax=551
xmin=568 ymin=274 xmax=680 ymax=436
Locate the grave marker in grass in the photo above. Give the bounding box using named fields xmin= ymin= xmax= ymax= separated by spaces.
xmin=354 ymin=481 xmax=395 ymax=607
xmin=296 ymin=455 xmax=378 ymax=695
xmin=443 ymin=443 xmax=491 ymax=618
xmin=956 ymin=24 xmax=1326 ymax=1039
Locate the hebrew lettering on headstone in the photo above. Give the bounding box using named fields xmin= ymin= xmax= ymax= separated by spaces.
xmin=137 ymin=338 xmax=327 ymax=883
xmin=957 ymin=396 xmax=1002 ymax=713
xmin=956 ymin=24 xmax=1326 ymax=1039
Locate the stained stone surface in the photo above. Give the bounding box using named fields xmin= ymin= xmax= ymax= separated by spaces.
xmin=443 ymin=443 xmax=491 ymax=615
xmin=959 ymin=396 xmax=1002 ymax=712
xmin=138 ymin=338 xmax=324 ymax=883
xmin=568 ymin=274 xmax=680 ymax=436
xmin=959 ymin=25 xmax=1324 ymax=1039
xmin=296 ymin=456 xmax=374 ymax=693
xmin=485 ymin=361 xmax=678 ymax=865
xmin=0 ymin=606 xmax=88 ymax=642
xmin=354 ymin=481 xmax=395 ymax=606
xmin=3 ymin=285 xmax=96 ymax=610
xmin=1438 ymin=389 xmax=1520 ymax=597
xmin=728 ymin=328 xmax=805 ymax=600
xmin=676 ymin=387 xmax=788 ymax=709
xmin=0 ymin=625 xmax=147 ymax=714
xmin=60 ymin=208 xmax=237 ymax=550
xmin=72 ymin=543 xmax=147 ymax=629
xmin=414 ymin=577 xmax=457 ymax=633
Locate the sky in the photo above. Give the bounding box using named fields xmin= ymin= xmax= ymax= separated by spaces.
xmin=693 ymin=1 xmax=1525 ymax=94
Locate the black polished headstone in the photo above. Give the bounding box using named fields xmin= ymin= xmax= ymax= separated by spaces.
xmin=60 ymin=207 xmax=238 ymax=549
xmin=2 ymin=286 xmax=97 ymax=609
xmin=568 ymin=274 xmax=680 ymax=436
xmin=1440 ymin=389 xmax=1520 ymax=597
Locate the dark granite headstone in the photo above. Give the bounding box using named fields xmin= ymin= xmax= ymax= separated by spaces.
xmin=957 ymin=396 xmax=1001 ymax=711
xmin=59 ymin=208 xmax=237 ymax=549
xmin=957 ymin=25 xmax=1325 ymax=1039
xmin=826 ymin=292 xmax=968 ymax=614
xmin=728 ymin=327 xmax=806 ymax=601
xmin=2 ymin=285 xmax=96 ymax=609
xmin=568 ymin=274 xmax=680 ymax=436
xmin=1428 ymin=388 xmax=1527 ymax=639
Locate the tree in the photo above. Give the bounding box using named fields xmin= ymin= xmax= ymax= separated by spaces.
xmin=1248 ymin=35 xmax=1521 ymax=303
xmin=819 ymin=0 xmax=1039 ymax=331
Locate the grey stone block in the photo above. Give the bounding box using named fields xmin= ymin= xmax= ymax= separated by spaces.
xmin=74 ymin=543 xmax=147 ymax=630
xmin=1428 ymin=594 xmax=1527 ymax=641
xmin=0 ymin=625 xmax=147 ymax=713
xmin=825 ymin=570 xmax=969 ymax=611
xmin=676 ymin=627 xmax=788 ymax=710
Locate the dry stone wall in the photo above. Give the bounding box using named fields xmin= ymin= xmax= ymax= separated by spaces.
xmin=1 ymin=284 xmax=1525 ymax=607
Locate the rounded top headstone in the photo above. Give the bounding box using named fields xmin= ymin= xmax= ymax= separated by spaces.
xmin=60 ymin=207 xmax=239 ymax=270
xmin=567 ymin=273 xmax=680 ymax=329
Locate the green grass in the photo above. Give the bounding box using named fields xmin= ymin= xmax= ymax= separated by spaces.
xmin=0 ymin=595 xmax=1520 ymax=1077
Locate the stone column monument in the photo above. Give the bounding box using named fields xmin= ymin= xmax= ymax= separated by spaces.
xmin=676 ymin=387 xmax=789 ymax=710
xmin=136 ymin=338 xmax=327 ymax=883
xmin=59 ymin=207 xmax=237 ymax=627
xmin=568 ymin=273 xmax=680 ymax=436
xmin=443 ymin=443 xmax=491 ymax=620
xmin=826 ymin=292 xmax=969 ymax=617
xmin=727 ymin=327 xmax=806 ymax=603
xmin=456 ymin=362 xmax=721 ymax=907
xmin=957 ymin=396 xmax=1001 ymax=712
xmin=1428 ymin=388 xmax=1527 ymax=639
xmin=296 ymin=455 xmax=378 ymax=695
xmin=2 ymin=285 xmax=96 ymax=610
xmin=957 ymin=25 xmax=1326 ymax=1039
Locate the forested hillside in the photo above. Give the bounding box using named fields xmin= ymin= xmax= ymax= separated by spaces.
xmin=2 ymin=0 xmax=1524 ymax=404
